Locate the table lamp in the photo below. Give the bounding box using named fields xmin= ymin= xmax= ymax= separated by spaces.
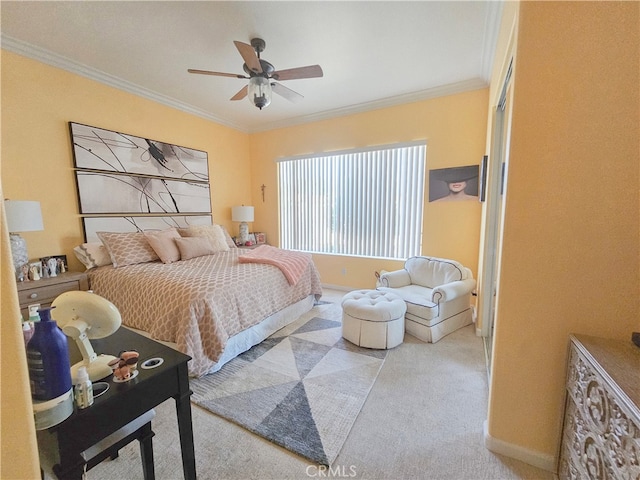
xmin=231 ymin=205 xmax=254 ymax=244
xmin=4 ymin=199 xmax=44 ymax=272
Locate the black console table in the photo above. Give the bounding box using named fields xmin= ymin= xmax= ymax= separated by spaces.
xmin=37 ymin=327 xmax=196 ymax=479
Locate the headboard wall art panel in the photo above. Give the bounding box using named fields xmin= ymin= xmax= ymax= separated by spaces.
xmin=83 ymin=216 xmax=213 ymax=243
xmin=70 ymin=122 xmax=209 ymax=180
xmin=76 ymin=171 xmax=211 ymax=214
xmin=70 ymin=122 xmax=212 ymax=242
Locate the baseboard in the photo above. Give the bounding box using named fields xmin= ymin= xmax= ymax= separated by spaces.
xmin=321 ymin=283 xmax=353 ymax=292
xmin=483 ymin=420 xmax=557 ymax=473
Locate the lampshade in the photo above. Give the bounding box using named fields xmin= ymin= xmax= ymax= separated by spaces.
xmin=5 ymin=200 xmax=44 ymax=232
xmin=248 ymin=77 xmax=271 ymax=110
xmin=232 ymin=206 xmax=254 ymax=223
xmin=5 ymin=200 xmax=44 ymax=273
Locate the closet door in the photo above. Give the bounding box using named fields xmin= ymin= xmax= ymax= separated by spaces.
xmin=480 ymin=60 xmax=512 ymax=374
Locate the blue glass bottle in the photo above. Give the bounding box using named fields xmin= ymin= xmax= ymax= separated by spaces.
xmin=26 ymin=306 xmax=72 ymax=401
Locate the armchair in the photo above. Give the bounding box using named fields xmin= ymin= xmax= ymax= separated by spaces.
xmin=377 ymin=256 xmax=476 ymax=343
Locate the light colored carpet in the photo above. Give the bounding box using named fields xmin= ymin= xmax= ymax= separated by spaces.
xmin=190 ymin=302 xmax=386 ymax=465
xmin=81 ymin=289 xmax=555 ymax=480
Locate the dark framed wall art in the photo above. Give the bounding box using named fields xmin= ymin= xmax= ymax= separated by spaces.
xmin=429 ymin=164 xmax=480 ymax=202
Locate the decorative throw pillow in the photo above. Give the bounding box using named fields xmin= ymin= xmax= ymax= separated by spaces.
xmin=73 ymin=242 xmax=112 ymax=270
xmin=97 ymin=231 xmax=159 ymax=268
xmin=174 ymin=236 xmax=216 ymax=260
xmin=143 ymin=228 xmax=181 ymax=264
xmin=179 ymin=224 xmax=230 ymax=252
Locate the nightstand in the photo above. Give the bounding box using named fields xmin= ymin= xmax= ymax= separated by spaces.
xmin=236 ymin=244 xmax=266 ymax=250
xmin=16 ymin=271 xmax=89 ymax=320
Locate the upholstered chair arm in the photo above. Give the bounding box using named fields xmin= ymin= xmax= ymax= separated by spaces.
xmin=379 ymin=269 xmax=411 ymax=288
xmin=431 ymin=278 xmax=476 ymax=303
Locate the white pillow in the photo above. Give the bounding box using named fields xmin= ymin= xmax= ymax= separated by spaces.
xmin=178 ymin=224 xmax=230 ymax=252
xmin=73 ymin=242 xmax=112 ymax=270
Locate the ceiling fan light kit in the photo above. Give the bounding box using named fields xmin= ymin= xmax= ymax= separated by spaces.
xmin=248 ymin=76 xmax=272 ymax=110
xmin=188 ymin=37 xmax=323 ymax=110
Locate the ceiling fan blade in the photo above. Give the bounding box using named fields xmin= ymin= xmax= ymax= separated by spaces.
xmin=230 ymin=85 xmax=248 ymax=101
xmin=272 ymin=65 xmax=323 ymax=81
xmin=234 ymin=41 xmax=262 ymax=74
xmin=272 ymin=82 xmax=303 ymax=103
xmin=188 ymin=69 xmax=248 ymax=79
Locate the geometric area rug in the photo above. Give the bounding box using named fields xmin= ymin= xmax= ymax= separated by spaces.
xmin=189 ymin=302 xmax=387 ymax=466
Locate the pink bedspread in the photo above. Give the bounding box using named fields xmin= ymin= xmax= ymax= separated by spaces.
xmin=87 ymin=249 xmax=322 ymax=377
xmin=238 ymin=245 xmax=312 ymax=285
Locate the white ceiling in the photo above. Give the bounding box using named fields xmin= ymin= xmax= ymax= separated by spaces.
xmin=1 ymin=1 xmax=503 ymax=133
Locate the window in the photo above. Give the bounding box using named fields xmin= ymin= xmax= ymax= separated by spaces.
xmin=278 ymin=141 xmax=426 ymax=259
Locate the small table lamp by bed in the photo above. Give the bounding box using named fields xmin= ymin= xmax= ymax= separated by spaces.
xmin=4 ymin=199 xmax=44 ymax=275
xmin=231 ymin=205 xmax=254 ymax=244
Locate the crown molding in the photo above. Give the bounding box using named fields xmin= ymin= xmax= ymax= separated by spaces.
xmin=1 ymin=34 xmax=247 ymax=132
xmin=2 ymin=33 xmax=491 ymax=135
xmin=480 ymin=0 xmax=504 ymax=83
xmin=248 ymin=78 xmax=488 ymax=133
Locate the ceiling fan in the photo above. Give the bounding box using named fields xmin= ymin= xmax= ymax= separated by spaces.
xmin=188 ymin=38 xmax=323 ymax=110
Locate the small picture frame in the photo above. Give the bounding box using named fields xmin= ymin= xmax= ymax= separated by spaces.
xmin=255 ymin=232 xmax=266 ymax=245
xmin=40 ymin=255 xmax=68 ymax=278
xmin=28 ymin=262 xmax=43 ymax=281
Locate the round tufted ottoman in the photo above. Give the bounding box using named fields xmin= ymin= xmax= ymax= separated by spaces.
xmin=341 ymin=289 xmax=406 ymax=349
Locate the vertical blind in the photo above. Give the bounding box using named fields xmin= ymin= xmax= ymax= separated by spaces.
xmin=278 ymin=142 xmax=426 ymax=259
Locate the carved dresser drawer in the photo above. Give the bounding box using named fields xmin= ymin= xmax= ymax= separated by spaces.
xmin=559 ymin=334 xmax=640 ymax=479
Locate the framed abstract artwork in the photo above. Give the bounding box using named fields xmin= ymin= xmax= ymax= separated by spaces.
xmin=75 ymin=171 xmax=211 ymax=214
xmin=70 ymin=122 xmax=208 ymax=181
xmin=70 ymin=122 xmax=212 ymax=242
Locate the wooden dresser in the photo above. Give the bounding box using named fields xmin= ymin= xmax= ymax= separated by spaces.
xmin=559 ymin=334 xmax=640 ymax=479
xmin=16 ymin=271 xmax=89 ymax=320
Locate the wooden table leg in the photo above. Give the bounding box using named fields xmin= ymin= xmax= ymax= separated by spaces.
xmin=174 ymin=364 xmax=196 ymax=480
xmin=138 ymin=423 xmax=155 ymax=480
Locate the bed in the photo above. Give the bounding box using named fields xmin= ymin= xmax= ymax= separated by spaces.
xmin=67 ymin=123 xmax=324 ymax=376
xmin=76 ymin=229 xmax=322 ymax=377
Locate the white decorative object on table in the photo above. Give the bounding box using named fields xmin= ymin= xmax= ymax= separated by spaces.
xmin=48 ymin=258 xmax=58 ymax=277
xmin=231 ymin=205 xmax=254 ymax=245
xmin=29 ymin=265 xmax=41 ymax=281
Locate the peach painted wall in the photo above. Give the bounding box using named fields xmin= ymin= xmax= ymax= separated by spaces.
xmin=1 ymin=51 xmax=251 ymax=273
xmin=0 ymin=50 xmax=251 ymax=477
xmin=486 ymin=0 xmax=639 ymax=468
xmin=249 ymin=89 xmax=488 ymax=288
